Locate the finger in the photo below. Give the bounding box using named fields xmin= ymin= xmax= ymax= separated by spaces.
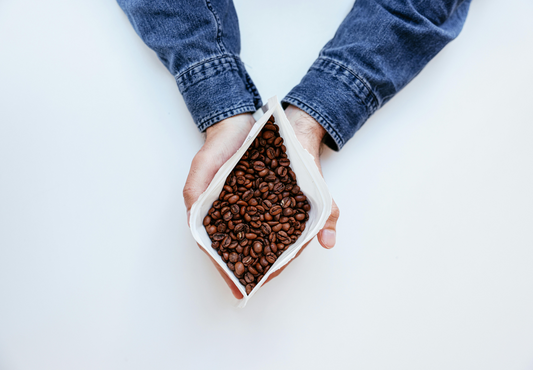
xmin=183 ymin=149 xmax=219 ymax=213
xmin=198 ymin=243 xmax=243 ymax=299
xmin=318 ymin=199 xmax=340 ymax=249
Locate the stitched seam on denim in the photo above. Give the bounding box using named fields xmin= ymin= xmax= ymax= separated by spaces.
xmin=176 ymin=57 xmax=248 ymax=95
xmin=197 ymin=104 xmax=257 ymax=132
xmin=282 ymin=96 xmax=344 ymax=149
xmin=315 ymin=57 xmax=379 ymax=114
xmin=205 ymin=0 xmax=226 ymax=54
xmin=177 ymin=62 xmax=240 ymax=94
xmin=175 ymin=54 xmax=240 ymax=81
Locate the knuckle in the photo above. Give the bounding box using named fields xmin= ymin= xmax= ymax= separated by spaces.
xmin=182 ymin=184 xmax=196 ymax=201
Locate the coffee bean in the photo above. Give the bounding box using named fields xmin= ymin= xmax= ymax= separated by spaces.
xmin=260 ymin=223 xmax=272 ymax=235
xmin=212 ymin=233 xmax=226 ymax=241
xmin=235 ymin=262 xmax=245 ymax=275
xmin=253 ymin=241 xmax=263 ymax=254
xmin=270 ymin=205 xmax=282 ymax=216
xmin=273 ymin=183 xmax=285 ymax=194
xmin=253 ymin=161 xmax=266 ymax=171
xmin=246 ymin=284 xmax=254 ymax=295
xmin=295 ymin=213 xmax=306 ymax=221
xmin=282 ymin=208 xmax=293 ymax=216
xmin=258 ymin=182 xmax=269 ymax=193
xmin=276 ymin=166 xmax=287 ymax=177
xmin=266 ymin=253 xmax=277 ymax=264
xmin=245 ymin=272 xmax=255 ymax=283
xmin=262 ymin=130 xmax=275 ymax=139
xmin=228 ymin=195 xmax=239 ymax=204
xmin=228 ymin=252 xmax=239 ymax=263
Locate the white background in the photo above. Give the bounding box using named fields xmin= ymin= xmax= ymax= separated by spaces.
xmin=1 ymin=0 xmax=532 ymax=369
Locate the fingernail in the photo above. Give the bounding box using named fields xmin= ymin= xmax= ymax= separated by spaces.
xmin=321 ymin=229 xmax=336 ymax=249
xmin=186 ymin=210 xmax=190 ymax=227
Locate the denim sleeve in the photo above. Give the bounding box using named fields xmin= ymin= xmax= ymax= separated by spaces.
xmin=117 ymin=0 xmax=262 ymax=131
xmin=282 ymin=0 xmax=472 ymax=151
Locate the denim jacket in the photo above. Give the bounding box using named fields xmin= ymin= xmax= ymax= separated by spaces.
xmin=118 ymin=0 xmax=471 ymax=150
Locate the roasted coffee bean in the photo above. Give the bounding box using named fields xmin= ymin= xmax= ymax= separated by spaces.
xmin=282 ymin=208 xmax=293 ymax=216
xmin=203 ymin=116 xmax=310 ymax=293
xmin=258 ymin=182 xmax=269 ymax=193
xmin=245 ymin=272 xmax=255 ymax=283
xmin=242 ymin=191 xmax=253 ymax=202
xmin=229 ymin=252 xmax=239 ymax=263
xmin=228 ymin=195 xmax=239 ymax=204
xmin=273 ymin=183 xmax=285 ymax=194
xmin=260 ymin=223 xmax=272 ymax=235
xmin=221 ymin=236 xmax=232 ymax=249
xmin=276 ymin=166 xmax=287 ymax=177
xmin=253 ymin=241 xmax=263 ymax=254
xmin=253 ymin=161 xmax=266 ymax=171
xmin=235 ymin=262 xmax=245 ymax=275
xmin=270 ymin=205 xmax=282 ymax=216
xmin=262 ymin=130 xmax=275 ymax=139
xmin=212 ymin=233 xmax=227 ymax=241
xmin=266 ymin=253 xmax=277 ymax=264
xmin=223 ymin=211 xmax=233 ymax=221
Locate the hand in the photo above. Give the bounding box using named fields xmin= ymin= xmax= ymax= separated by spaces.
xmin=264 ymin=105 xmax=340 ymax=284
xmin=183 ymin=113 xmax=255 ymax=299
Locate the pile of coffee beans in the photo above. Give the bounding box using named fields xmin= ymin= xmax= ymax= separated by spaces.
xmin=203 ymin=116 xmax=310 ymax=295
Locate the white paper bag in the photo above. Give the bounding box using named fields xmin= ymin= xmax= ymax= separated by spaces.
xmin=189 ymin=96 xmax=332 ymax=307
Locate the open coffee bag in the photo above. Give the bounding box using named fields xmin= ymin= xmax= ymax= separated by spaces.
xmin=189 ymin=96 xmax=332 ymax=307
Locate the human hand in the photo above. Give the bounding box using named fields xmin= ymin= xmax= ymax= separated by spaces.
xmin=183 ymin=113 xmax=255 ymax=299
xmin=264 ymin=105 xmax=340 ymax=284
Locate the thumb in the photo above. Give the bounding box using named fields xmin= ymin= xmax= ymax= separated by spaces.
xmin=183 ymin=149 xmax=220 ymax=217
xmin=317 ymin=199 xmax=340 ymax=249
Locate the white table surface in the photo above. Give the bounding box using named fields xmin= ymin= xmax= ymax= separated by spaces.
xmin=1 ymin=0 xmax=532 ymax=369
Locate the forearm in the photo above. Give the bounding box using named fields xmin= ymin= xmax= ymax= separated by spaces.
xmin=117 ymin=0 xmax=262 ymax=130
xmin=283 ymin=0 xmax=472 ymax=150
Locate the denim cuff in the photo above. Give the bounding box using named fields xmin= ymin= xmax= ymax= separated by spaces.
xmin=176 ymin=55 xmax=263 ymax=132
xmin=282 ymin=57 xmax=379 ymax=151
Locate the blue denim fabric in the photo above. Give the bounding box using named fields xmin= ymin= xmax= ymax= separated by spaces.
xmin=118 ymin=0 xmax=471 ymax=150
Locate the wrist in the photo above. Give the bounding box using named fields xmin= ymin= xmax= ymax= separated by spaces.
xmin=205 ymin=113 xmax=255 ymax=140
xmin=284 ymin=105 xmax=326 ymax=150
